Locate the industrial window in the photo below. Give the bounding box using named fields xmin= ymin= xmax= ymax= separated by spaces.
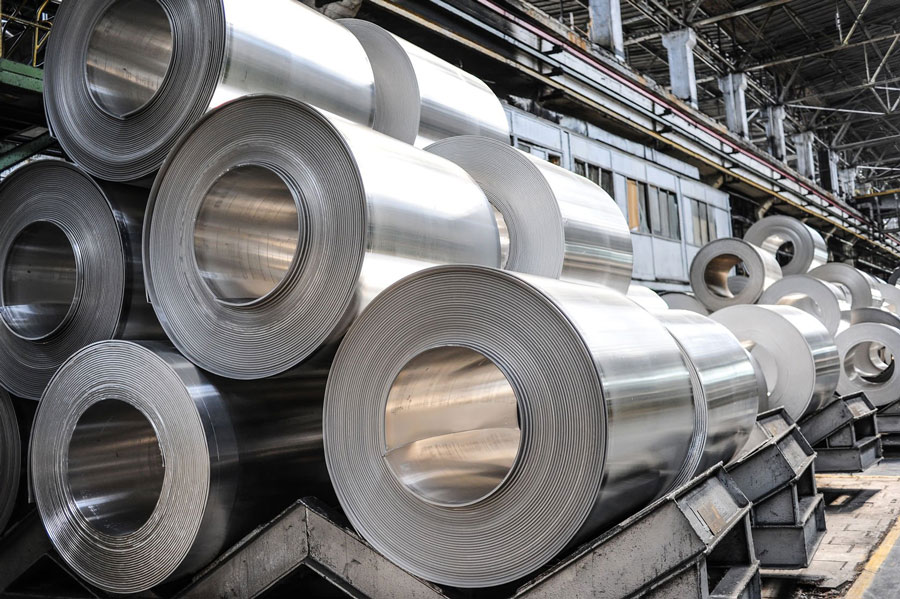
xmin=626 ymin=178 xmax=650 ymax=234
xmin=519 ymin=142 xmax=562 ymax=166
xmin=649 ymin=187 xmax=680 ymax=241
xmin=574 ymin=159 xmax=615 ymax=200
xmin=689 ymin=198 xmax=717 ymax=246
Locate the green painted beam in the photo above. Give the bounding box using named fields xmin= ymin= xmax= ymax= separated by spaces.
xmin=0 ymin=58 xmax=43 ymax=93
xmin=0 ymin=132 xmax=53 ymax=171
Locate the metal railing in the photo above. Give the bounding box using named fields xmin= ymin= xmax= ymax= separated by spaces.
xmin=0 ymin=0 xmax=53 ymax=66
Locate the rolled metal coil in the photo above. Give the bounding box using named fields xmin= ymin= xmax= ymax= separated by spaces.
xmin=0 ymin=390 xmax=20 ymax=532
xmin=145 ymin=96 xmax=500 ymax=379
xmin=627 ymin=283 xmax=670 ymax=312
xmin=660 ymin=292 xmax=710 ymax=315
xmin=30 ymin=340 xmax=332 ymax=594
xmin=324 ymin=264 xmax=696 ymax=587
xmin=743 ymin=215 xmax=828 ymax=275
xmin=0 ymin=160 xmax=161 ymax=399
xmin=877 ymin=282 xmax=900 ymax=315
xmin=712 ymin=305 xmax=840 ymax=420
xmin=689 ymin=238 xmax=782 ymax=311
xmin=341 ymin=20 xmax=509 ymax=148
xmin=426 ymin=136 xmax=633 ymax=291
xmin=44 ymin=0 xmax=378 ymax=182
xmin=809 ymin=263 xmax=883 ymax=309
xmin=889 ymin=267 xmax=900 ymax=286
xmin=851 ymin=307 xmax=900 ymax=331
xmin=835 ymin=323 xmax=900 ymax=407
xmin=657 ymin=310 xmax=761 ymax=477
xmin=758 ymin=274 xmax=851 ymax=336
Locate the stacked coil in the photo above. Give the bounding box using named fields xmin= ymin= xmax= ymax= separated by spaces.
xmin=324 ymin=265 xmax=696 ymax=588
xmin=809 ymin=263 xmax=883 ymax=309
xmin=30 ymin=340 xmax=332 ymax=594
xmin=835 ymin=323 xmax=900 ymax=406
xmin=758 ymin=274 xmax=851 ymax=336
xmin=0 ymin=160 xmax=161 ymax=399
xmin=661 ymin=292 xmax=709 ymax=315
xmin=712 ymin=305 xmax=840 ymax=419
xmin=427 ymin=135 xmax=634 ymax=291
xmin=342 ymin=21 xmax=510 ymax=147
xmin=689 ymin=238 xmax=782 ymax=311
xmin=743 ymin=215 xmax=828 ymax=275
xmin=144 ymin=96 xmax=500 ymax=379
xmin=0 ymin=390 xmax=20 ymax=533
xmin=628 ymin=284 xmax=670 ymax=312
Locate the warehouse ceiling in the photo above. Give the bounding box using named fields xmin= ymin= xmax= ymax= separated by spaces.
xmin=529 ymin=0 xmax=900 ymax=193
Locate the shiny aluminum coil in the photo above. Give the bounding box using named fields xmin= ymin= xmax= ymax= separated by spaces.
xmin=341 ymin=20 xmax=509 ymax=148
xmin=877 ymin=282 xmax=900 ymax=314
xmin=809 ymin=263 xmax=883 ymax=309
xmin=743 ymin=215 xmax=828 ymax=275
xmin=851 ymin=307 xmax=900 ymax=331
xmin=661 ymin=292 xmax=710 ymax=315
xmin=689 ymin=238 xmax=782 ymax=311
xmin=145 ymin=96 xmax=500 ymax=379
xmin=0 ymin=390 xmax=19 ymax=532
xmin=658 ymin=310 xmax=760 ymax=477
xmin=44 ymin=0 xmax=378 ymax=182
xmin=324 ymin=264 xmax=696 ymax=587
xmin=30 ymin=340 xmax=332 ymax=594
xmin=426 ymin=136 xmax=633 ymax=291
xmin=627 ymin=283 xmax=670 ymax=312
xmin=0 ymin=160 xmax=161 ymax=399
xmin=889 ymin=267 xmax=900 ymax=286
xmin=758 ymin=274 xmax=851 ymax=336
xmin=712 ymin=305 xmax=840 ymax=420
xmin=835 ymin=323 xmax=900 ymax=406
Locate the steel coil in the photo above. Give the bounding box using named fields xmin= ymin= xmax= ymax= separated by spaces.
xmin=758 ymin=274 xmax=851 ymax=336
xmin=660 ymin=291 xmax=710 ymax=315
xmin=44 ymin=0 xmax=378 ymax=182
xmin=341 ymin=20 xmax=509 ymax=147
xmin=889 ymin=267 xmax=900 ymax=286
xmin=689 ymin=238 xmax=782 ymax=311
xmin=658 ymin=310 xmax=761 ymax=477
xmin=0 ymin=160 xmax=161 ymax=399
xmin=835 ymin=323 xmax=900 ymax=406
xmin=877 ymin=282 xmax=900 ymax=314
xmin=712 ymin=305 xmax=840 ymax=419
xmin=743 ymin=215 xmax=827 ymax=275
xmin=30 ymin=340 xmax=331 ymax=594
xmin=851 ymin=307 xmax=900 ymax=331
xmin=145 ymin=96 xmax=500 ymax=379
xmin=627 ymin=283 xmax=670 ymax=312
xmin=0 ymin=390 xmax=20 ymax=532
xmin=426 ymin=136 xmax=633 ymax=290
xmin=809 ymin=263 xmax=883 ymax=309
xmin=324 ymin=264 xmax=695 ymax=588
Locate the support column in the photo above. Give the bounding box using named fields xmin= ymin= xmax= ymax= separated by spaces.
xmin=718 ymin=73 xmax=749 ymax=138
xmin=838 ymin=167 xmax=858 ymax=198
xmin=662 ymin=29 xmax=699 ymax=108
xmin=588 ymin=0 xmax=624 ymax=59
xmin=765 ymin=105 xmax=786 ymax=161
xmin=792 ymin=131 xmax=816 ymax=179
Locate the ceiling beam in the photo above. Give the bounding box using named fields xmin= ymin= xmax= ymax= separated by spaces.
xmin=745 ymin=32 xmax=900 ymax=71
xmin=690 ymin=0 xmax=800 ymax=26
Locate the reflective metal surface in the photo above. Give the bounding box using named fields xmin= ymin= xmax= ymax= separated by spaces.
xmin=144 ymin=96 xmax=500 ymax=379
xmin=851 ymin=306 xmax=900 ymax=331
xmin=324 ymin=265 xmax=695 ymax=587
xmin=427 ymin=136 xmax=634 ymax=292
xmin=660 ymin=291 xmax=709 ymax=315
xmin=30 ymin=340 xmax=333 ymax=594
xmin=712 ymin=304 xmax=840 ymax=419
xmin=342 ymin=20 xmax=510 ymax=148
xmin=758 ymin=274 xmax=851 ymax=336
xmin=835 ymin=323 xmax=900 ymax=406
xmin=689 ymin=238 xmax=782 ymax=311
xmin=45 ymin=0 xmax=377 ymax=181
xmin=0 ymin=390 xmax=19 ymax=533
xmin=0 ymin=160 xmax=162 ymax=399
xmin=627 ymin=283 xmax=669 ymax=312
xmin=658 ymin=311 xmax=761 ymax=479
xmin=877 ymin=282 xmax=900 ymax=315
xmin=809 ymin=263 xmax=883 ymax=309
xmin=743 ymin=215 xmax=827 ymax=276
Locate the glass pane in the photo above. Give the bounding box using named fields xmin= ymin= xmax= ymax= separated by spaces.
xmin=627 ymin=179 xmax=640 ymax=231
xmin=587 ymin=164 xmax=600 ymax=185
xmin=699 ymin=202 xmax=709 ymax=245
xmin=668 ymin=192 xmax=680 ymax=241
xmin=708 ymin=207 xmax=718 ymax=240
xmin=548 ymin=153 xmax=562 ymax=166
xmin=638 ymin=183 xmax=650 ymax=234
xmin=691 ymin=199 xmax=702 ymax=246
xmin=574 ymin=159 xmax=586 ymax=177
xmin=601 ymin=169 xmax=614 ymax=200
xmin=649 ymin=187 xmax=663 ymax=237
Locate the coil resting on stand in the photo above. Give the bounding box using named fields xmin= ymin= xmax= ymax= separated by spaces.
xmin=144 ymin=96 xmax=500 ymax=379
xmin=835 ymin=323 xmax=900 ymax=407
xmin=324 ymin=265 xmax=696 ymax=588
xmin=30 ymin=340 xmax=332 ymax=594
xmin=0 ymin=160 xmax=161 ymax=399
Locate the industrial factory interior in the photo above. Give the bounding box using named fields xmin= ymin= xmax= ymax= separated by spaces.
xmin=6 ymin=0 xmax=900 ymax=597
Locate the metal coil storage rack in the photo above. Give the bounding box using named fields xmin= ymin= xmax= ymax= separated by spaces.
xmin=0 ymin=160 xmax=161 ymax=399
xmin=324 ymin=264 xmax=696 ymax=588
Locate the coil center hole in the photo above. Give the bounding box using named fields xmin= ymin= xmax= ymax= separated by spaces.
xmin=704 ymin=253 xmax=749 ymax=299
xmin=845 ymin=341 xmax=895 ymax=385
xmin=85 ymin=0 xmax=174 ymax=117
xmin=194 ymin=165 xmax=302 ymax=306
xmin=383 ymin=346 xmax=521 ymax=507
xmin=1 ymin=221 xmax=78 ymax=340
xmin=67 ymin=400 xmax=164 ymax=536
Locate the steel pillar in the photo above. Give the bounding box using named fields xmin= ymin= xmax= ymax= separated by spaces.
xmin=792 ymin=131 xmax=816 ymax=179
xmin=719 ymin=73 xmax=749 ymax=139
xmin=588 ymin=0 xmax=624 ymax=59
xmin=766 ymin=105 xmax=786 ymax=161
xmin=661 ymin=29 xmax=699 ymax=107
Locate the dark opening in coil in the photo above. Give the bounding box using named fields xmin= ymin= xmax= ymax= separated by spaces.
xmin=704 ymin=253 xmax=747 ymax=299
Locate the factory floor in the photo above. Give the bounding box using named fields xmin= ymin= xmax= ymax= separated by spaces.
xmin=764 ymin=454 xmax=900 ymax=598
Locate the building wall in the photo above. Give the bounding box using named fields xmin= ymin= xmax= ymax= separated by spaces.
xmin=506 ymin=105 xmax=731 ymax=291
